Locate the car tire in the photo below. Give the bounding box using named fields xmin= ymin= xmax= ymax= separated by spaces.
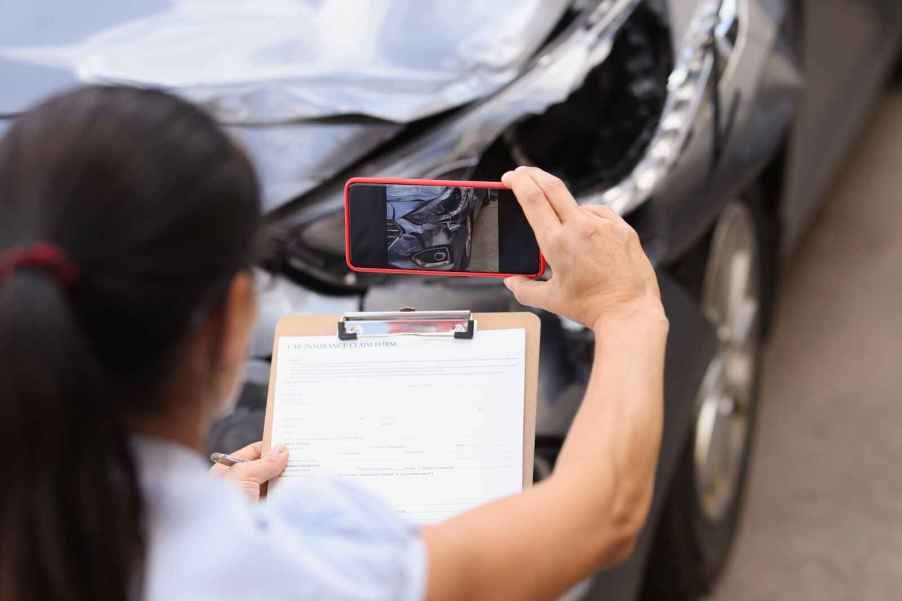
xmin=641 ymin=195 xmax=775 ymax=600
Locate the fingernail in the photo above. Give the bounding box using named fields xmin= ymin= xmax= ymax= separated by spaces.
xmin=515 ymin=165 xmax=528 ymax=172
xmin=501 ymin=170 xmax=513 ymax=181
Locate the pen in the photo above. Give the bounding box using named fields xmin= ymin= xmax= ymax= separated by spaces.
xmin=209 ymin=452 xmax=248 ymax=467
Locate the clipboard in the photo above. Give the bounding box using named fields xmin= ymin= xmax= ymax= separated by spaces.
xmin=262 ymin=309 xmax=540 ymax=487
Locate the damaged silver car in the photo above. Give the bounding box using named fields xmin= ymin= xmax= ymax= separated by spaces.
xmin=3 ymin=1 xmax=902 ymax=599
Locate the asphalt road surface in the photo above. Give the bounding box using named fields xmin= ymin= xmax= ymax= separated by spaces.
xmin=469 ymin=199 xmax=500 ymax=272
xmin=710 ymin=86 xmax=902 ymax=600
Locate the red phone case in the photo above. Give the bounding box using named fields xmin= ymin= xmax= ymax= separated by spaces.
xmin=344 ymin=177 xmax=546 ymax=279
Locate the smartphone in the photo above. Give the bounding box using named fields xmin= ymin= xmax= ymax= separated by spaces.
xmin=344 ymin=177 xmax=544 ymax=278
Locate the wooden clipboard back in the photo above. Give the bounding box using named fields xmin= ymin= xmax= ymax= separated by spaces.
xmin=262 ymin=311 xmax=540 ymax=487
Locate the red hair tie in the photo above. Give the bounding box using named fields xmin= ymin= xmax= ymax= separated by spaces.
xmin=0 ymin=243 xmax=80 ymax=287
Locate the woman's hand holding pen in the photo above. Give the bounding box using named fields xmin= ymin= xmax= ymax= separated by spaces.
xmin=209 ymin=441 xmax=289 ymax=501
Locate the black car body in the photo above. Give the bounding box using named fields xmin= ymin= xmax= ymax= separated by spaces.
xmin=3 ymin=1 xmax=902 ymax=599
xmin=386 ymin=185 xmax=488 ymax=271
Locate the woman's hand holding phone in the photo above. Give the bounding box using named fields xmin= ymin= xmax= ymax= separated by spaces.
xmin=423 ymin=167 xmax=668 ymax=601
xmin=500 ymin=166 xmax=665 ymax=331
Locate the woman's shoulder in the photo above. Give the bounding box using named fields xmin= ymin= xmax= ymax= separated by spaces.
xmin=142 ymin=471 xmax=426 ymax=601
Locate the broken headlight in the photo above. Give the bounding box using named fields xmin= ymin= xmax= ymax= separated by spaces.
xmin=402 ymin=188 xmax=467 ymax=226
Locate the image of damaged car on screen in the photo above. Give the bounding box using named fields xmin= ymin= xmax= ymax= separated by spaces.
xmin=385 ymin=185 xmax=497 ymax=271
xmin=3 ymin=0 xmax=902 ymax=600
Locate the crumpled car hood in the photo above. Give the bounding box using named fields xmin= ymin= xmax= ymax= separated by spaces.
xmin=226 ymin=119 xmax=403 ymax=211
xmin=0 ymin=0 xmax=575 ymax=209
xmin=0 ymin=0 xmax=571 ymax=123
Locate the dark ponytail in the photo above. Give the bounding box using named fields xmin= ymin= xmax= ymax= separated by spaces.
xmin=0 ymin=271 xmax=142 ymax=599
xmin=0 ymin=86 xmax=262 ymax=600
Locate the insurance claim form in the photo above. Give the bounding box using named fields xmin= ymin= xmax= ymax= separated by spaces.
xmin=270 ymin=329 xmax=525 ymax=524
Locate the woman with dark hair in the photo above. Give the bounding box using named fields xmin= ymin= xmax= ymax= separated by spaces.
xmin=0 ymin=86 xmax=668 ymax=601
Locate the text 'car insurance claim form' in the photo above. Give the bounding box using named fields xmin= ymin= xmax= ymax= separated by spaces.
xmin=270 ymin=329 xmax=525 ymax=524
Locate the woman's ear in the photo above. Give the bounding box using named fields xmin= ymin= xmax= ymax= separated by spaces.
xmin=219 ymin=271 xmax=258 ymax=369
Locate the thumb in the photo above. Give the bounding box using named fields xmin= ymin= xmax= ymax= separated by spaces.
xmin=504 ymin=276 xmax=548 ymax=309
xmin=231 ymin=444 xmax=289 ymax=484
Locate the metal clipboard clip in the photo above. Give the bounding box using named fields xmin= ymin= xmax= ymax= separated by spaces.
xmin=337 ymin=308 xmax=475 ymax=341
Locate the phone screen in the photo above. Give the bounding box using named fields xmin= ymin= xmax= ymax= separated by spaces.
xmin=346 ymin=182 xmax=542 ymax=275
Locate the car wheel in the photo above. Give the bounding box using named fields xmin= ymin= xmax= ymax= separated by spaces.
xmin=641 ymin=198 xmax=772 ymax=600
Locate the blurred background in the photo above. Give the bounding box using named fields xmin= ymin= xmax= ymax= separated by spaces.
xmin=2 ymin=1 xmax=901 ymax=600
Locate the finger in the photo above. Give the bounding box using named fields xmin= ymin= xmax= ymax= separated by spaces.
xmin=209 ymin=442 xmax=262 ymax=475
xmin=502 ymin=169 xmax=560 ymax=249
xmin=210 ymin=463 xmax=229 ymax=475
xmin=226 ymin=441 xmax=264 ymax=462
xmin=520 ymin=167 xmax=580 ymax=221
xmin=229 ymin=444 xmax=289 ymax=485
xmin=504 ymin=276 xmax=549 ymax=309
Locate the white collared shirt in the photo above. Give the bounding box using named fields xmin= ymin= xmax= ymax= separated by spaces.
xmin=133 ymin=436 xmax=427 ymax=601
